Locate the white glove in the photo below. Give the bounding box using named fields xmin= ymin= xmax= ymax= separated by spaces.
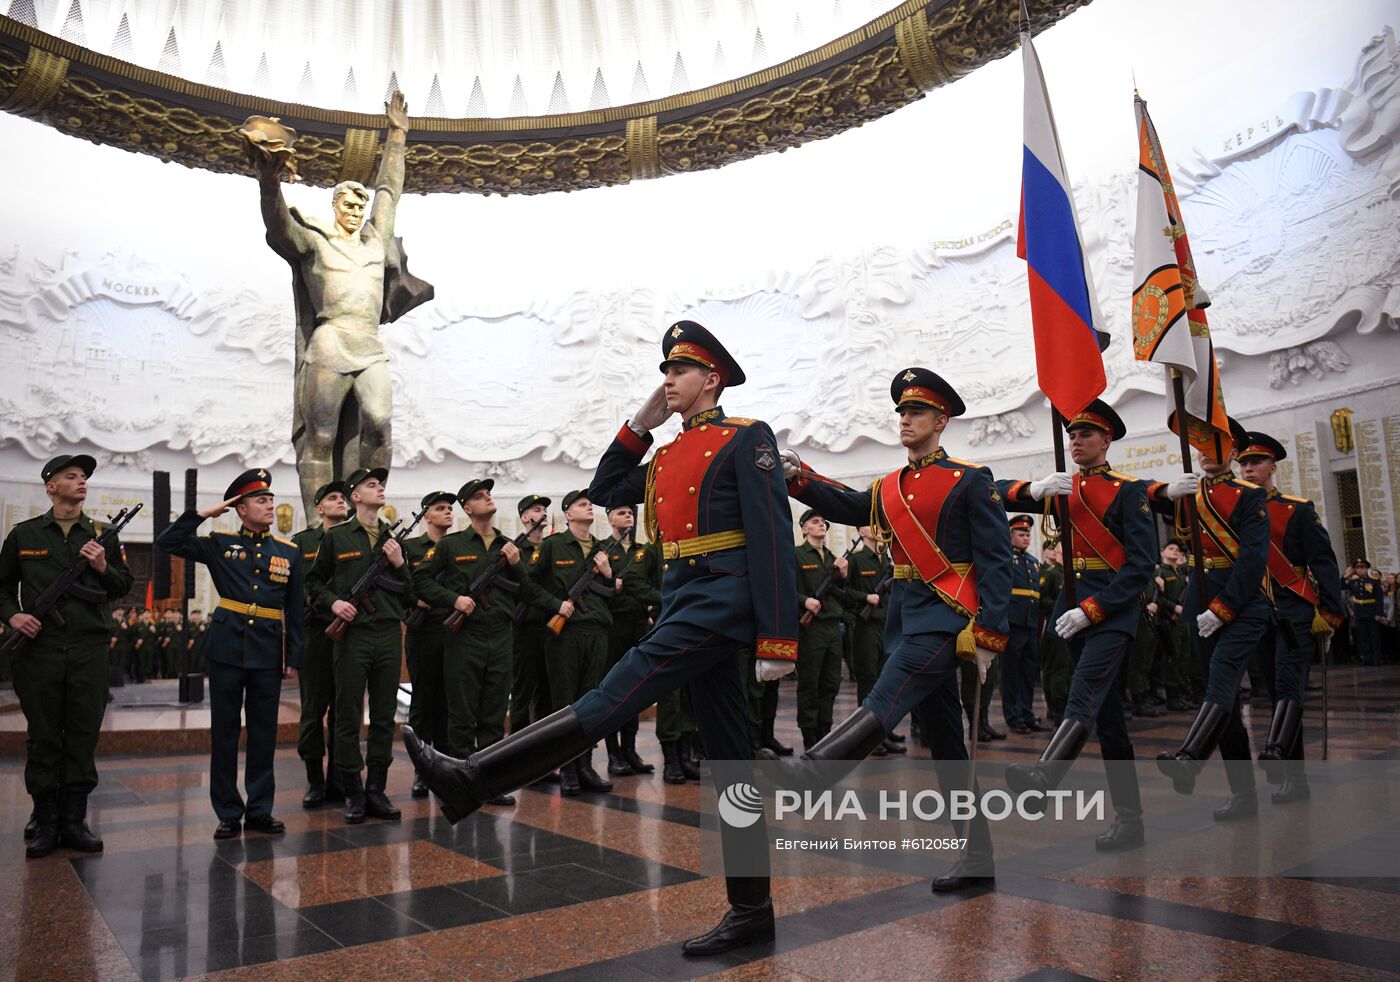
xmin=780 ymin=449 xmax=802 ymax=481
xmin=1165 ymin=472 xmax=1202 ymax=501
xmin=630 ymin=384 xmax=673 ymax=433
xmin=1197 ymin=610 xmax=1224 ymax=638
xmin=1028 ymin=471 xmax=1072 ymax=501
xmin=1055 ymin=608 xmax=1091 ymax=639
xmin=756 ymin=658 xmax=797 ymax=683
xmin=974 ymin=646 xmax=996 ymax=685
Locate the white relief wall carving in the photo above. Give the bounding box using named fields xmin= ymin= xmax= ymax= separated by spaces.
xmin=0 ymin=27 xmax=1396 ymax=480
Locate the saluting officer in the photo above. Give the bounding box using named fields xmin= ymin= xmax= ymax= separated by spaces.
xmin=407 ymin=321 xmax=799 ymax=957
xmin=2 ymin=454 xmax=134 ymax=858
xmin=1347 ymin=559 xmax=1382 ymax=665
xmin=307 ymin=467 xmax=412 ymax=824
xmin=1155 ymin=419 xmax=1273 ymax=822
xmin=403 ymin=489 xmax=455 ymax=798
xmin=156 ymin=469 xmax=303 ymax=840
xmin=1237 ymin=431 xmax=1345 ymax=803
xmin=291 ymin=481 xmax=348 ymax=807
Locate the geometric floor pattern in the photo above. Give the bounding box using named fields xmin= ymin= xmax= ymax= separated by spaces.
xmin=2 ymin=665 xmax=1397 ymax=981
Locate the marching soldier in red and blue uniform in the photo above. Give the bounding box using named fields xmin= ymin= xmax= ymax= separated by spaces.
xmin=1003 ymin=514 xmax=1050 ymax=735
xmin=1237 ymin=431 xmax=1344 ymax=803
xmin=1155 ymin=418 xmax=1274 ymax=821
xmin=995 ymin=400 xmax=1195 ymax=850
xmin=781 ymin=368 xmax=1010 ymax=890
xmin=405 ymin=321 xmax=798 ymax=957
xmin=156 ymin=469 xmax=304 ymax=840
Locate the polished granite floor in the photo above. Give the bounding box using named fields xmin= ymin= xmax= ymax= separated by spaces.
xmin=2 ymin=666 xmax=1398 ymax=982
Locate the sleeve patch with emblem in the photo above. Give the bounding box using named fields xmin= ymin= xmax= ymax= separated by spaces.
xmin=754 ymin=445 xmax=777 ymax=471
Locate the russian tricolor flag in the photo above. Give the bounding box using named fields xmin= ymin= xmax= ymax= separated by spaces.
xmin=1017 ymin=28 xmax=1109 ymax=419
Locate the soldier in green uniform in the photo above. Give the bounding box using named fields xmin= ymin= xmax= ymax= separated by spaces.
xmin=108 ymin=607 xmax=128 ymax=683
xmin=601 ymin=504 xmax=662 ymax=776
xmin=414 ymin=479 xmax=524 ymax=806
xmin=403 ymin=489 xmax=455 ymax=798
xmin=846 ymin=526 xmax=901 ymax=756
xmin=136 ymin=609 xmax=158 ymax=682
xmin=509 ymin=495 xmax=553 ymax=737
xmin=1 ymin=454 xmax=133 ymax=858
xmin=793 ymin=510 xmax=851 ymax=750
xmin=308 ymin=467 xmax=412 ymax=824
xmin=1125 ymin=592 xmax=1166 ymax=718
xmin=1039 ymin=539 xmax=1070 ymax=724
xmin=1150 ymin=541 xmax=1196 ymax=710
xmin=526 ymin=490 xmax=615 ymax=795
xmin=186 ymin=609 xmax=208 ymax=674
xmin=291 ymin=481 xmax=348 ymax=807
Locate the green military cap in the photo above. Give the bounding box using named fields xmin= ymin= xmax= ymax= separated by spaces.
xmin=799 ymin=508 xmax=824 ymax=527
xmin=606 ymin=503 xmax=637 ymax=515
xmin=561 ymin=489 xmax=591 ymax=510
xmin=313 ymin=481 xmax=347 ymax=504
xmin=345 ymin=467 xmax=389 ymax=491
xmin=41 ymin=454 xmax=97 ymax=482
xmin=456 ymin=479 xmax=494 ymax=507
xmin=420 ymin=489 xmax=456 ymax=509
xmin=517 ymin=493 xmax=551 ymax=515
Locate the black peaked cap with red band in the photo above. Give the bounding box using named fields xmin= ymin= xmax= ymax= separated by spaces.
xmin=1062 ymin=398 xmax=1126 ymax=441
xmin=890 ymin=367 xmax=966 ymax=417
xmin=224 ymin=468 xmax=274 ymax=502
xmin=1239 ymin=431 xmax=1287 ymax=463
xmin=659 ymin=320 xmax=746 ymax=386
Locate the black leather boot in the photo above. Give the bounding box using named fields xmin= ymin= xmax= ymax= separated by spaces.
xmin=681 ymin=876 xmax=775 ymax=956
xmin=559 ymin=759 xmax=582 ymax=796
xmin=678 ymin=735 xmax=702 ymax=781
xmin=621 ymin=730 xmax=654 ymax=773
xmin=411 ymin=772 xmax=430 ymax=798
xmin=1156 ymin=701 xmax=1229 ymax=795
xmin=1257 ymin=699 xmax=1303 ymax=785
xmin=1096 ymin=748 xmax=1144 ymax=851
xmin=803 ymin=708 xmax=887 ymax=761
xmin=1005 ymin=718 xmax=1089 ymax=811
xmin=930 ymin=847 xmax=996 ymax=892
xmin=1213 ymin=791 xmax=1258 ymax=822
xmin=342 ymin=769 xmax=366 ymax=825
xmin=364 ymin=764 xmax=401 ymax=820
xmin=302 ymin=758 xmax=326 ymax=809
xmin=606 ymin=732 xmax=635 ymax=776
xmin=58 ymin=788 xmax=104 ymax=853
xmin=801 ymin=727 xmax=819 ymax=752
xmin=1272 ymin=775 xmax=1311 ymax=803
xmin=661 ymin=742 xmax=687 ymax=785
xmin=402 ymin=708 xmax=594 ymax=823
xmin=23 ymin=808 xmax=38 ymax=841
xmin=576 ymin=751 xmax=614 ymax=792
xmin=762 ymin=721 xmax=793 ymax=757
xmin=26 ymin=793 xmax=59 ymax=859
xmin=1095 ymin=808 xmax=1145 ymax=851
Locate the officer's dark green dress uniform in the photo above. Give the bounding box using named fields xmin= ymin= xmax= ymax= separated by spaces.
xmin=1349 ymin=567 xmax=1383 ymax=665
xmin=508 ymin=494 xmax=553 ymax=735
xmin=527 ymin=494 xmax=616 ymax=793
xmin=1001 ymin=515 xmax=1045 ymax=732
xmin=1 ymin=454 xmax=133 ymax=857
xmin=1038 ymin=553 xmax=1069 ymax=722
xmin=794 ymin=522 xmax=851 ymax=749
xmin=601 ymin=519 xmax=662 ymax=775
xmin=156 ymin=468 xmax=304 ymax=838
xmin=291 ymin=481 xmax=346 ymax=807
xmin=307 ymin=467 xmax=413 ymax=823
xmin=415 ymin=480 xmax=526 ymax=769
xmin=404 ymin=491 xmax=453 ymax=773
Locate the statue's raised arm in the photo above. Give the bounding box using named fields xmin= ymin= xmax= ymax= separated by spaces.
xmin=369 ymin=91 xmax=410 ymax=251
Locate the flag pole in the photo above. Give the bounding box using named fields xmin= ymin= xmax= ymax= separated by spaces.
xmin=1170 ymin=370 xmax=1208 ymax=611
xmin=1051 ymin=407 xmax=1077 ymax=608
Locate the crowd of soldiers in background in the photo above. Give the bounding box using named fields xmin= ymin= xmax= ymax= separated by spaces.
xmin=0 ymin=606 xmax=209 ymax=686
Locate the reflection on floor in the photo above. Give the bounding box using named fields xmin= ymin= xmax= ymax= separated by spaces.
xmin=1 ymin=666 xmax=1398 ymax=981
